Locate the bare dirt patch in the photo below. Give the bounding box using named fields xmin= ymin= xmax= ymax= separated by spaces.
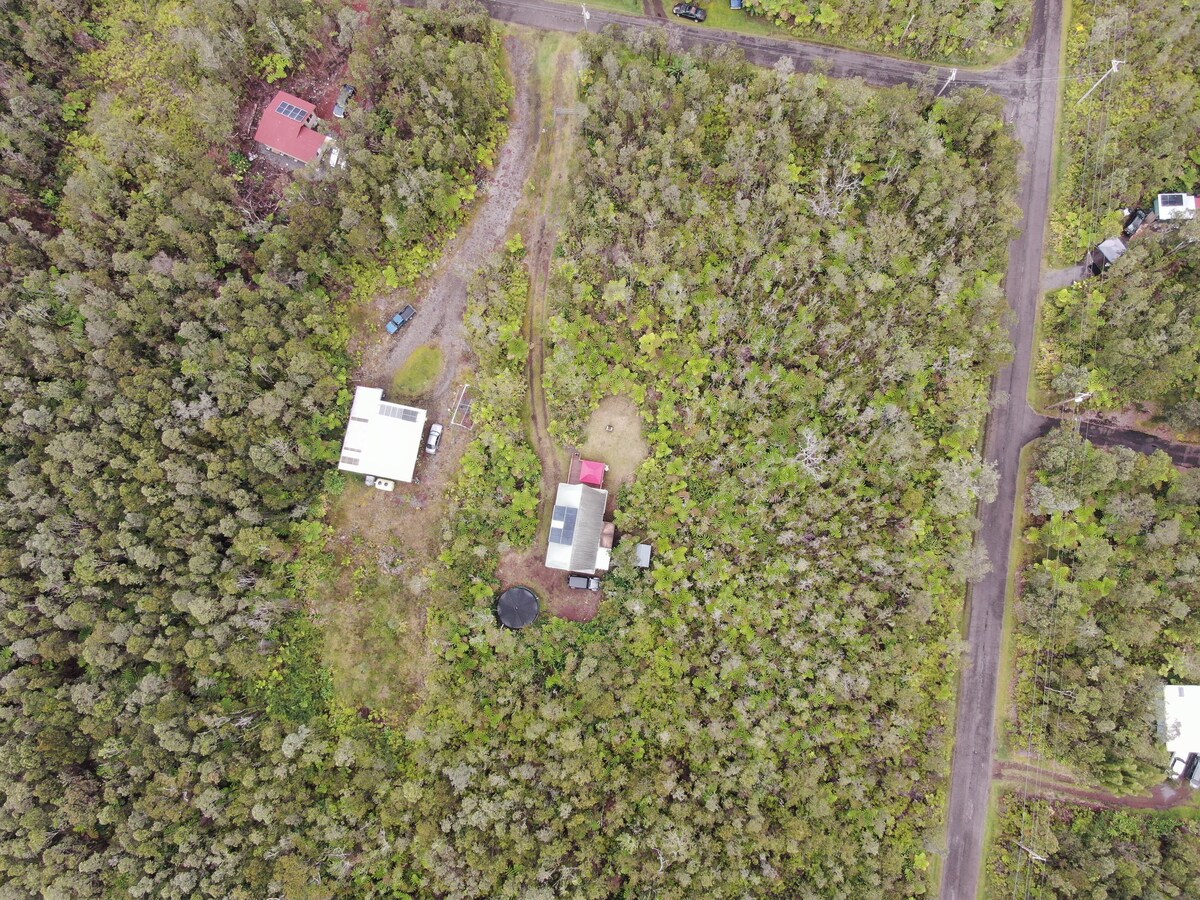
xmin=498 ymin=548 xmax=600 ymax=622
xmin=994 ymin=759 xmax=1197 ymax=811
xmin=579 ymin=395 xmax=650 ymax=488
xmin=311 ymin=33 xmax=543 ymax=714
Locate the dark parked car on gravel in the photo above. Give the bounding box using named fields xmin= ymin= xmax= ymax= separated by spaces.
xmin=385 ymin=304 xmax=417 ymax=334
xmin=672 ymin=3 xmax=707 ymax=21
xmin=1123 ymin=207 xmax=1147 ymax=237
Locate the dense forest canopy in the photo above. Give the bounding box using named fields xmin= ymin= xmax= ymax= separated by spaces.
xmin=1050 ymin=0 xmax=1200 ymax=259
xmin=1011 ymin=428 xmax=1200 ymax=793
xmin=2 ymin=0 xmax=1123 ymax=895
xmin=0 ymin=0 xmax=505 ymax=894
xmin=399 ymin=29 xmax=1022 ymax=897
xmin=744 ymin=0 xmax=1030 ymax=62
xmin=1038 ymin=223 xmax=1200 ymax=430
xmin=988 ymin=798 xmax=1200 ymax=899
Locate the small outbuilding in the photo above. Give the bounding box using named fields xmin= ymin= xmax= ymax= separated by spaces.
xmin=635 ymin=543 xmax=652 ymax=568
xmin=578 ymin=459 xmax=608 ymax=487
xmin=497 ymin=586 xmax=539 ymax=629
xmin=1154 ymin=192 xmax=1198 ymax=221
xmin=337 ymin=385 xmax=427 ymax=484
xmin=1097 ymin=237 xmax=1127 ymax=265
xmin=254 ymin=90 xmax=331 ymax=165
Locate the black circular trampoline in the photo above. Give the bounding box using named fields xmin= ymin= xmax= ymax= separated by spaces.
xmin=497 ymin=586 xmax=539 ymax=629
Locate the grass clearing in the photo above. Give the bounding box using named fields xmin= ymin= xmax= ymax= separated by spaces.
xmin=695 ymin=4 xmax=793 ymax=40
xmin=308 ymin=466 xmax=455 ymax=718
xmin=579 ymin=395 xmax=649 ymax=487
xmin=311 ymin=549 xmax=431 ymax=718
xmin=391 ymin=344 xmax=444 ymax=400
xmin=577 ymin=0 xmax=640 ymax=13
xmin=993 ymin=440 xmax=1038 ymax=760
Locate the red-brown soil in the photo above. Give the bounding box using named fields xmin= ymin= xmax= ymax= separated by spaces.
xmin=995 ymin=760 xmax=1195 ymax=810
xmin=497 ymin=548 xmax=601 ymax=623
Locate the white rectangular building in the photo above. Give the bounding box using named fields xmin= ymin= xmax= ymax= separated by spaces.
xmin=337 ymin=386 xmax=427 ymax=484
xmin=1161 ymin=684 xmax=1200 ymax=786
xmin=545 ymin=482 xmax=610 ymax=574
xmin=1153 ymin=192 xmax=1198 ymax=221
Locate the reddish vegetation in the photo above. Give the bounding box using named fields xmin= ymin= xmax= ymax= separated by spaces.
xmin=497 ymin=549 xmax=601 ymax=623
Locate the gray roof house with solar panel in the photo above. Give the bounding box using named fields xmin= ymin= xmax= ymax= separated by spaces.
xmin=545 ymin=482 xmax=611 ymax=574
xmin=337 ymin=385 xmax=427 ymax=484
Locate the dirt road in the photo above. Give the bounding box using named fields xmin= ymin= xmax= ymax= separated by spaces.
xmin=995 ymin=761 xmax=1194 ymax=811
xmin=356 ymin=35 xmax=540 ymax=425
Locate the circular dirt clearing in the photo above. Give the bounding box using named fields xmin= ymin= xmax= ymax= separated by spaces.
xmin=497 ymin=586 xmax=540 ymax=629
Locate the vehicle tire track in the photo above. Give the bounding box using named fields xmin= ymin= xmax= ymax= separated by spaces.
xmin=523 ymin=46 xmax=576 ymax=501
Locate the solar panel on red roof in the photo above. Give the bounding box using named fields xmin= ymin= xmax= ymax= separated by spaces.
xmin=275 ymin=101 xmax=308 ymax=123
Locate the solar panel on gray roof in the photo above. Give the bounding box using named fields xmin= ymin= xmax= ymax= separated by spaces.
xmin=1162 ymin=193 xmax=1184 ymax=207
xmin=560 ymin=507 xmax=578 ymax=544
xmin=276 ymin=101 xmax=308 ymax=122
xmin=378 ymin=404 xmax=421 ymax=422
xmin=549 ymin=526 xmax=563 ymax=544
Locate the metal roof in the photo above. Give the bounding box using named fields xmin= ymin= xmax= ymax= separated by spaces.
xmin=254 ymin=91 xmax=329 ymax=163
xmin=545 ymin=482 xmax=609 ymax=573
xmin=337 ymin=386 xmax=426 ymax=483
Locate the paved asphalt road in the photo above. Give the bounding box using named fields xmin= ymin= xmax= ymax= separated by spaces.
xmin=940 ymin=0 xmax=1066 ymax=895
xmin=411 ymin=1 xmax=1191 ymax=896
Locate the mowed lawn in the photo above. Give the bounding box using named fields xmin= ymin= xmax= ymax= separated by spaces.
xmin=392 ymin=344 xmax=444 ymax=400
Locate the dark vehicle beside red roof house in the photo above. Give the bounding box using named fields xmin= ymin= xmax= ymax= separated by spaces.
xmin=333 ymin=84 xmax=356 ymax=119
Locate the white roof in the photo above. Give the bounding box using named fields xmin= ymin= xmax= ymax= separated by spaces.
xmin=1161 ymin=685 xmax=1200 ymax=758
xmin=545 ymin=482 xmax=609 ymax=573
xmin=1155 ymin=193 xmax=1197 ymax=220
xmin=337 ymin=386 xmax=426 ymax=483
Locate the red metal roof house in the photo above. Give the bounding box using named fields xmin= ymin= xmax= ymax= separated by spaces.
xmin=254 ymin=91 xmax=329 ymax=164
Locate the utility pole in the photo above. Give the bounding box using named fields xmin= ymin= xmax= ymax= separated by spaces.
xmin=1076 ymin=59 xmax=1124 ymax=105
xmin=900 ymin=13 xmax=915 ymax=42
xmin=936 ymin=69 xmax=957 ymax=97
xmin=1048 ymin=391 xmax=1092 ymax=409
xmin=1017 ymin=842 xmax=1048 ymax=863
xmin=581 ymin=3 xmax=590 ymax=31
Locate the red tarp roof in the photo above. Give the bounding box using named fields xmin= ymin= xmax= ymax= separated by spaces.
xmin=579 ymin=459 xmax=607 ymax=486
xmin=254 ymin=91 xmax=327 ymax=163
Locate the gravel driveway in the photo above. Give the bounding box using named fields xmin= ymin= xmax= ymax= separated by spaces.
xmin=355 ymin=34 xmax=540 ymax=424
